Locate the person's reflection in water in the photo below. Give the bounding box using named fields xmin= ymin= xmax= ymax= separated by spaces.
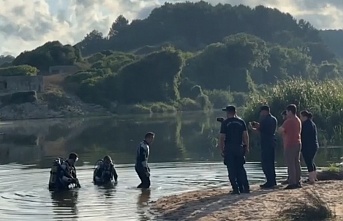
xmin=136 ymin=189 xmax=151 ymax=221
xmin=102 ymin=183 xmax=117 ymax=199
xmin=51 ymin=190 xmax=79 ymax=218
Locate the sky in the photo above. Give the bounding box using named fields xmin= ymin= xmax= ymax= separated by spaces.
xmin=1 ymin=0 xmax=343 ymax=56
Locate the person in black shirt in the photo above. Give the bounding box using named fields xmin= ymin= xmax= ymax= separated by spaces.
xmin=300 ymin=110 xmax=319 ymax=184
xmin=251 ymin=105 xmax=278 ymax=188
xmin=135 ymin=132 xmax=155 ymax=189
xmin=219 ymin=105 xmax=250 ymax=194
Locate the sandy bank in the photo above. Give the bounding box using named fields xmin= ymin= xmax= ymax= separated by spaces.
xmin=151 ymin=181 xmax=343 ymax=221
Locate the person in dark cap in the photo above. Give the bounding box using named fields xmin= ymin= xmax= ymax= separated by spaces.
xmin=250 ymin=105 xmax=278 ymax=188
xmin=218 ymin=105 xmax=250 ymax=194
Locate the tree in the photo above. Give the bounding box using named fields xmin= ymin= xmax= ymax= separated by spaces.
xmin=12 ymin=41 xmax=81 ymax=71
xmin=108 ymin=15 xmax=129 ymax=38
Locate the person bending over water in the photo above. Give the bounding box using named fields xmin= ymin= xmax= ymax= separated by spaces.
xmin=93 ymin=155 xmax=118 ymax=185
xmin=49 ymin=152 xmax=81 ymax=191
xmin=300 ymin=110 xmax=319 ymax=184
xmin=135 ymin=132 xmax=155 ymax=189
xmin=219 ymin=105 xmax=250 ymax=194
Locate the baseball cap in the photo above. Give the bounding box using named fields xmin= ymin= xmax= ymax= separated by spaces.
xmin=222 ymin=105 xmax=236 ymax=112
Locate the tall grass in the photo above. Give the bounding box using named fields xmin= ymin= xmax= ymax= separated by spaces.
xmin=244 ymin=78 xmax=343 ymax=145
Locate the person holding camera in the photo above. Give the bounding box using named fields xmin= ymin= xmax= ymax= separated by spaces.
xmin=218 ymin=105 xmax=250 ymax=194
xmin=250 ymin=105 xmax=277 ymax=189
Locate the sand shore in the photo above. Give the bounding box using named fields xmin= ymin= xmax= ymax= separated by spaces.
xmin=151 ymin=181 xmax=343 ymax=221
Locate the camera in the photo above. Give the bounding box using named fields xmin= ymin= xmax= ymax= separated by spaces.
xmin=216 ymin=117 xmax=225 ymax=122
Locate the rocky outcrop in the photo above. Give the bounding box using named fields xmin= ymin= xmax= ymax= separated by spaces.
xmin=0 ymin=91 xmax=111 ymax=121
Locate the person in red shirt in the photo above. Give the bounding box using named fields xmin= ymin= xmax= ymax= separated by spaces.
xmin=278 ymin=104 xmax=302 ymax=189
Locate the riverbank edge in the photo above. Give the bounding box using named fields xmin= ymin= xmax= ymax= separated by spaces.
xmin=150 ymin=180 xmax=343 ymax=221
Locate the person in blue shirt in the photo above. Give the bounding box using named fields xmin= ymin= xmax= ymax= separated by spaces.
xmin=251 ymin=105 xmax=278 ymax=189
xmin=135 ymin=132 xmax=155 ymax=189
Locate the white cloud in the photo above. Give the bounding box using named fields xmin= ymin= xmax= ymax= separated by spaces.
xmin=0 ymin=0 xmax=343 ymax=56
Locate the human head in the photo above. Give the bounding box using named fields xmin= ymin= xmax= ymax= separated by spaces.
xmin=145 ymin=132 xmax=155 ymax=144
xmin=281 ymin=110 xmax=287 ymax=120
xmin=300 ymin=110 xmax=313 ymax=122
xmin=260 ymin=105 xmax=270 ymax=117
xmin=103 ymin=155 xmax=112 ymax=165
xmin=286 ymin=104 xmax=297 ymax=117
xmin=68 ymin=152 xmax=78 ymax=166
xmin=222 ymin=105 xmax=236 ymax=118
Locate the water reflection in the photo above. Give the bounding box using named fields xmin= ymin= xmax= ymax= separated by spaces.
xmin=137 ymin=189 xmax=152 ymax=221
xmin=0 ymin=113 xmax=341 ymax=220
xmin=0 ymin=113 xmax=341 ymax=168
xmin=51 ymin=190 xmax=79 ymax=219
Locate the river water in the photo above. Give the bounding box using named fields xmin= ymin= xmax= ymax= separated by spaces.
xmin=0 ymin=112 xmax=342 ymax=220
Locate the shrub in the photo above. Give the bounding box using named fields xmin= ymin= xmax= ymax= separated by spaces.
xmin=115 ymin=104 xmax=152 ymax=115
xmin=0 ymin=65 xmax=38 ymax=76
xmin=178 ymin=98 xmax=201 ymax=111
xmin=280 ymin=190 xmax=334 ymax=221
xmin=232 ymin=92 xmax=248 ymax=107
xmin=41 ymin=90 xmax=71 ymax=110
xmin=150 ymin=102 xmax=177 ymax=113
xmin=204 ymin=89 xmax=234 ymax=109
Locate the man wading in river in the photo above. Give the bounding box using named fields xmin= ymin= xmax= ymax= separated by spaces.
xmin=219 ymin=105 xmax=250 ymax=194
xmin=135 ymin=132 xmax=155 ymax=189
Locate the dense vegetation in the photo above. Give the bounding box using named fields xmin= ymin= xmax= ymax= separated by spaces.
xmin=319 ymin=30 xmax=343 ymax=58
xmin=3 ymin=1 xmax=343 ymax=118
xmin=0 ymin=65 xmax=38 ymax=76
xmin=244 ymin=79 xmax=343 ymax=145
xmin=76 ymin=2 xmax=334 ymax=64
xmin=12 ymin=41 xmax=82 ymax=72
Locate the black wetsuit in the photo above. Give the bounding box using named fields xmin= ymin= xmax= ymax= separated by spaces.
xmin=135 ymin=140 xmax=150 ymax=188
xmin=94 ymin=162 xmax=118 ymax=184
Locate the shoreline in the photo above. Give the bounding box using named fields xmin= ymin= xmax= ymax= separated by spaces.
xmin=150 ymin=180 xmax=343 ymax=221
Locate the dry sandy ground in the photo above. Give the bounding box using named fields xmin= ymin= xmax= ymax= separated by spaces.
xmin=151 ymin=181 xmax=343 ymax=221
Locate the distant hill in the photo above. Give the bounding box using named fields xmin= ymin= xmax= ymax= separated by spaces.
xmin=320 ymin=30 xmax=343 ymax=58
xmin=75 ymin=2 xmax=335 ymax=64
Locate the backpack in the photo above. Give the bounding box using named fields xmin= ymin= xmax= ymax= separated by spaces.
xmin=93 ymin=159 xmax=103 ymax=182
xmin=48 ymin=158 xmax=64 ymax=189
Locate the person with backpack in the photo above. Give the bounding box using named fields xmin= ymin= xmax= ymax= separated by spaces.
xmin=48 ymin=152 xmax=81 ymax=191
xmin=93 ymin=155 xmax=118 ymax=185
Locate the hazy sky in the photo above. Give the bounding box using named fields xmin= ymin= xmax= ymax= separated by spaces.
xmin=1 ymin=0 xmax=343 ymax=56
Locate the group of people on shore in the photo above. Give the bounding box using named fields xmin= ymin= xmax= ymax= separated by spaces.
xmin=218 ymin=104 xmax=318 ymax=194
xmin=48 ymin=132 xmax=155 ymax=191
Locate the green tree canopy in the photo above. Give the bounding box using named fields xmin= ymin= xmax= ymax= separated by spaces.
xmin=12 ymin=41 xmax=81 ymax=72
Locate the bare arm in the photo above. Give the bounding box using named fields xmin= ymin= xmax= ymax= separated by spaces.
xmin=242 ymin=131 xmax=249 ymax=153
xmin=218 ymin=133 xmax=225 ymax=153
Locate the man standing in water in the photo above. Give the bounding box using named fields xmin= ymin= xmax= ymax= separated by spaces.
xmin=135 ymin=132 xmax=155 ymax=189
xmin=278 ymin=104 xmax=302 ymax=189
xmin=251 ymin=105 xmax=278 ymax=189
xmin=219 ymin=105 xmax=250 ymax=194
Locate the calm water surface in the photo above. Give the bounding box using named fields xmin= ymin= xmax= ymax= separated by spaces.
xmin=0 ymin=112 xmax=341 ymax=220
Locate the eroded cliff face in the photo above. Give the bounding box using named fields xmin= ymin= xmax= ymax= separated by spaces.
xmin=0 ymin=91 xmax=111 ymax=121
